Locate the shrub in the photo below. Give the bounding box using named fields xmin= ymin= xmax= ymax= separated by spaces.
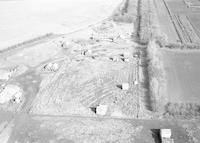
xmin=147 ymin=40 xmax=167 ymax=112
xmin=165 ymin=102 xmax=200 ymax=118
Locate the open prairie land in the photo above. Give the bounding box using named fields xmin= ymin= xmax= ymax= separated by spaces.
xmin=156 ymin=0 xmax=200 ymax=44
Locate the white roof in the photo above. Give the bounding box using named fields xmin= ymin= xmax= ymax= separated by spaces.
xmin=160 ymin=129 xmax=172 ymax=138
xmin=96 ymin=104 xmax=108 ymax=116
xmin=122 ymin=83 xmax=129 ymax=90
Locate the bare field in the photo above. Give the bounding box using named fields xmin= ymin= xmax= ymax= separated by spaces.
xmin=187 ymin=13 xmax=200 ymax=38
xmin=30 ymin=37 xmax=141 ymax=117
xmin=164 ymin=0 xmax=200 ymax=44
xmin=162 ymin=49 xmax=200 ymax=104
xmin=7 ymin=114 xmax=196 ymax=143
xmin=154 ymin=0 xmax=179 ymax=43
xmin=0 ymin=19 xmax=149 ymax=118
xmin=0 ymin=0 xmax=150 ymax=120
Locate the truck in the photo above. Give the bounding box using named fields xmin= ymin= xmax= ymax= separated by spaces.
xmin=160 ymin=129 xmax=174 ymax=143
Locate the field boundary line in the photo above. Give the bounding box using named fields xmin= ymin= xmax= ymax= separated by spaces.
xmin=162 ymin=0 xmax=183 ymax=43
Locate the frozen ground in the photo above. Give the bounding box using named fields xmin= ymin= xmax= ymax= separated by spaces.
xmin=0 ymin=0 xmax=122 ymax=49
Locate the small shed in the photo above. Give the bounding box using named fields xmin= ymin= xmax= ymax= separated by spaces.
xmin=122 ymin=83 xmax=129 ymax=90
xmin=96 ymin=104 xmax=108 ymax=115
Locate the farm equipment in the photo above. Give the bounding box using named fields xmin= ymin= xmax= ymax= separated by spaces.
xmin=160 ymin=129 xmax=174 ymax=143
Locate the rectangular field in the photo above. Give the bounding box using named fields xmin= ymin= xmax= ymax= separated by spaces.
xmin=163 ymin=0 xmax=200 ymax=44
xmin=162 ymin=49 xmax=200 ymax=103
xmin=187 ymin=13 xmax=200 ymax=38
xmin=154 ymin=0 xmax=179 ymax=43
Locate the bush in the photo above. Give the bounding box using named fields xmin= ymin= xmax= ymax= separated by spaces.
xmin=155 ymin=34 xmax=168 ymax=47
xmin=113 ymin=13 xmax=134 ymax=23
xmin=111 ymin=0 xmax=134 ymax=23
xmin=165 ymin=102 xmax=200 ymax=118
xmin=147 ymin=40 xmax=167 ymax=112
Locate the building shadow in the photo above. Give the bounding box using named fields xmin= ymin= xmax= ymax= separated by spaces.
xmin=151 ymin=129 xmax=161 ymax=143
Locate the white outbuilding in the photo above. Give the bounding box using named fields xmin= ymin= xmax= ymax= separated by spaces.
xmin=122 ymin=83 xmax=129 ymax=90
xmin=96 ymin=104 xmax=108 ymax=115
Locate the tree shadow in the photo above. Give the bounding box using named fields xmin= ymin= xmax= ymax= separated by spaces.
xmin=137 ymin=46 xmax=154 ymax=111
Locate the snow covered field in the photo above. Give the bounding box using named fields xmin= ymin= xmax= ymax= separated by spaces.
xmin=0 ymin=0 xmax=122 ymax=49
